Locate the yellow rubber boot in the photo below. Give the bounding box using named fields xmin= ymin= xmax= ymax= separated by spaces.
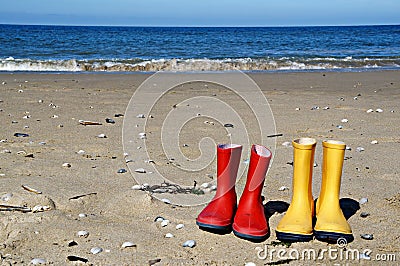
xmin=314 ymin=140 xmax=354 ymax=243
xmin=276 ymin=138 xmax=316 ymax=242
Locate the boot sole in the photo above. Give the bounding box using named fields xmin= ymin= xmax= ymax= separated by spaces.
xmin=233 ymin=229 xmax=269 ymax=242
xmin=314 ymin=230 xmax=354 ymax=244
xmin=276 ymin=231 xmax=313 ymax=242
xmin=196 ymin=221 xmax=232 ymax=233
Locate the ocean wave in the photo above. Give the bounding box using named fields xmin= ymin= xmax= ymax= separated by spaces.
xmin=1 ymin=57 xmax=399 ymax=72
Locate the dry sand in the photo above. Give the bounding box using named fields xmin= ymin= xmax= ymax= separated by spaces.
xmin=0 ymin=71 xmax=399 ymax=265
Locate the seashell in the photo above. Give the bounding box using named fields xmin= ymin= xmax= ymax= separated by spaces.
xmin=1 ymin=81 xmax=6 ymax=85
xmin=117 ymin=168 xmax=127 ymax=173
xmin=77 ymin=230 xmax=89 ymax=238
xmin=139 ymin=133 xmax=147 ymax=139
xmin=245 ymin=263 xmax=256 ymax=266
xmin=359 ymin=253 xmax=371 ymax=260
xmin=17 ymin=150 xmax=27 ymax=156
xmin=313 ymin=162 xmax=318 ymax=167
xmin=161 ymin=198 xmax=171 ymax=204
xmin=165 ymin=233 xmax=174 ymax=238
xmin=77 ymin=150 xmax=85 ymax=155
xmin=32 ymin=205 xmax=51 ymax=213
xmin=182 ymin=240 xmax=196 ymax=248
xmin=370 ymin=140 xmax=378 ymax=144
xmin=360 ymin=234 xmax=374 ymax=240
xmin=182 ymin=144 xmax=189 ymax=147
xmin=121 ymin=241 xmax=136 ymax=248
xmin=79 ymin=120 xmax=102 ymax=126
xmin=224 ymin=123 xmax=234 ymax=128
xmin=131 ymin=185 xmax=143 ymax=190
xmin=78 ymin=213 xmax=87 ymax=218
xmin=23 ymin=115 xmax=31 ymax=119
xmin=135 ymin=168 xmax=146 ymax=173
xmin=18 ymin=89 xmax=24 ymax=93
xmin=353 ymin=96 xmax=358 ymax=100
xmin=341 ymin=118 xmax=349 ymax=123
xmin=336 ymin=125 xmax=343 ymax=129
xmin=345 ymin=146 xmax=352 ymax=151
xmin=176 ymin=224 xmax=184 ymax=230
xmin=295 ymin=107 xmax=300 ymax=111
xmin=210 ymin=185 xmax=217 ymax=191
xmin=21 ymin=185 xmax=42 ymax=194
xmin=1 ymin=193 xmax=13 ymax=201
xmin=161 ymin=219 xmax=170 ymax=227
xmin=323 ymin=106 xmax=330 ymax=110
xmin=356 ymin=147 xmax=365 ymax=152
xmin=360 ymin=212 xmax=370 ymax=218
xmin=136 ymin=114 xmax=145 ymax=118
xmin=62 ymin=162 xmax=71 ymax=168
xmin=311 ymin=106 xmax=320 ymax=110
xmin=114 ymin=113 xmax=124 ymax=117
xmin=90 ymin=247 xmax=103 ymax=254
xmin=52 ymin=115 xmax=58 ymax=118
xmin=200 ymin=183 xmax=210 ymax=189
xmin=97 ymin=134 xmax=107 ymax=138
xmin=278 ymin=186 xmax=289 ymax=191
xmin=359 ymin=197 xmax=368 ymax=205
xmin=281 ymin=141 xmax=291 ymax=147
xmin=154 ymin=216 xmax=165 ymax=222
xmin=39 ymin=141 xmax=46 ymax=145
xmin=30 ymin=258 xmax=46 ymax=265
xmin=14 ymin=132 xmax=29 ymax=137
xmin=375 ymin=108 xmax=383 ymax=113
xmin=105 ymin=118 xmax=115 ymax=124
xmin=366 ymin=109 xmax=374 ymax=113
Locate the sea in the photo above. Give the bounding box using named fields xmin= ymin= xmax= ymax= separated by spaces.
xmin=0 ymin=24 xmax=399 ymax=72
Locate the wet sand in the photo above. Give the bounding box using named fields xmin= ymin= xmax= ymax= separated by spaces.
xmin=0 ymin=71 xmax=399 ymax=265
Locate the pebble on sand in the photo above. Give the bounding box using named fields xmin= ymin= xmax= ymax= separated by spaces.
xmin=90 ymin=247 xmax=103 ymax=254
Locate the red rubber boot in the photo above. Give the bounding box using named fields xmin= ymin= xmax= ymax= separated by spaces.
xmin=232 ymin=144 xmax=272 ymax=241
xmin=196 ymin=144 xmax=242 ymax=232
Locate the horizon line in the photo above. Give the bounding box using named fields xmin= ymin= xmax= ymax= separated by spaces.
xmin=1 ymin=22 xmax=399 ymax=28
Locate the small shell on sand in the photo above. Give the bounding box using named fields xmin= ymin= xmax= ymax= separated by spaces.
xmin=360 ymin=234 xmax=374 ymax=240
xmin=62 ymin=162 xmax=71 ymax=168
xmin=97 ymin=134 xmax=107 ymax=138
xmin=356 ymin=147 xmax=365 ymax=152
xmin=370 ymin=140 xmax=378 ymax=144
xmin=176 ymin=224 xmax=184 ymax=230
xmin=78 ymin=213 xmax=87 ymax=218
xmin=366 ymin=109 xmax=374 ymax=113
xmin=165 ymin=233 xmax=174 ymax=238
xmin=281 ymin=141 xmax=291 ymax=147
xmin=376 ymin=108 xmax=383 ymax=113
xmin=161 ymin=220 xmax=170 ymax=227
xmin=90 ymin=247 xmax=103 ymax=254
xmin=135 ymin=168 xmax=146 ymax=173
xmin=341 ymin=118 xmax=349 ymax=123
xmin=278 ymin=186 xmax=289 ymax=191
xmin=136 ymin=114 xmax=145 ymax=118
xmin=359 ymin=197 xmax=368 ymax=205
xmin=30 ymin=258 xmax=46 ymax=265
xmin=77 ymin=230 xmax=89 ymax=238
xmin=161 ymin=198 xmax=171 ymax=204
xmin=117 ymin=168 xmax=127 ymax=173
xmin=121 ymin=241 xmax=136 ymax=248
xmin=182 ymin=240 xmax=196 ymax=248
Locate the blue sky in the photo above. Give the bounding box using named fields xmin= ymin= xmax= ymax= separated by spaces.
xmin=0 ymin=0 xmax=398 ymax=26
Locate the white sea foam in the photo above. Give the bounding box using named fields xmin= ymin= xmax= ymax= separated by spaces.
xmin=0 ymin=57 xmax=399 ymax=72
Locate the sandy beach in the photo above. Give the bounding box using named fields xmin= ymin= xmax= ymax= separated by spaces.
xmin=0 ymin=71 xmax=399 ymax=265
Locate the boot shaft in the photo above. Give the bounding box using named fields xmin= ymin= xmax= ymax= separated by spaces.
xmin=291 ymin=138 xmax=316 ymax=204
xmin=319 ymin=140 xmax=346 ymax=207
xmin=216 ymin=144 xmax=242 ymax=197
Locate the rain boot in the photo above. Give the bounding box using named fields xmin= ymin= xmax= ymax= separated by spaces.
xmin=314 ymin=140 xmax=354 ymax=243
xmin=276 ymin=138 xmax=317 ymax=242
xmin=196 ymin=144 xmax=242 ymax=232
xmin=232 ymin=145 xmax=272 ymax=241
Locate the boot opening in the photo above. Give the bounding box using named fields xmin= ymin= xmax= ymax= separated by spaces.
xmin=218 ymin=144 xmax=242 ymax=149
xmin=254 ymin=145 xmax=271 ymax=158
xmin=324 ymin=140 xmax=345 ymax=145
xmin=294 ymin=138 xmax=317 ymax=145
